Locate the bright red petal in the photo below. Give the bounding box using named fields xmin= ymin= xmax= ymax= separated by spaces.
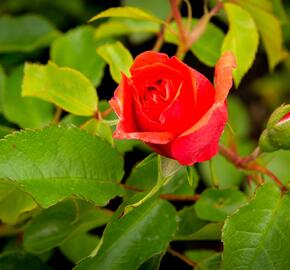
xmin=130 ymin=51 xmax=169 ymax=74
xmin=170 ymin=104 xmax=228 ymax=165
xmin=278 ymin=111 xmax=290 ymax=125
xmin=109 ymin=74 xmax=137 ymax=133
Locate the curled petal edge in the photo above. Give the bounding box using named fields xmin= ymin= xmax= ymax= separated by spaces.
xmin=114 ymin=130 xmax=174 ymax=144
xmin=180 ymin=51 xmax=235 ymax=137
xmin=171 ymin=104 xmax=228 ymax=165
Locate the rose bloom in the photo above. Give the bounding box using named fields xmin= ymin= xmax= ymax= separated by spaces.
xmin=110 ymin=51 xmax=236 ymax=165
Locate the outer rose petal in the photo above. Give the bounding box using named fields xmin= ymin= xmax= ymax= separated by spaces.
xmin=114 ymin=130 xmax=174 ymax=144
xmin=109 ymin=74 xmax=136 ymax=133
xmin=170 ymin=104 xmax=228 ymax=165
xmin=180 ymin=51 xmax=236 ymax=137
xmin=214 ymin=51 xmax=236 ymax=103
xmin=130 ymin=51 xmax=169 ymax=73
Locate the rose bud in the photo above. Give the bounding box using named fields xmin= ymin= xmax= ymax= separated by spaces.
xmin=259 ymin=104 xmax=290 ymax=152
xmin=109 ymin=51 xmax=236 ymax=165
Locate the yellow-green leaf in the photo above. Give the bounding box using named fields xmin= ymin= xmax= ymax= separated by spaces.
xmin=22 ymin=62 xmax=98 ymax=116
xmin=235 ymin=0 xmax=286 ymax=70
xmin=96 ymin=42 xmax=133 ymax=83
xmin=89 ymin=6 xmax=163 ymax=24
xmin=222 ymin=3 xmax=259 ymax=86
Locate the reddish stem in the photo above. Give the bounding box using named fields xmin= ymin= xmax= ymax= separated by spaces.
xmin=167 ymin=247 xmax=197 ymax=267
xmin=219 ymin=144 xmax=284 ymax=189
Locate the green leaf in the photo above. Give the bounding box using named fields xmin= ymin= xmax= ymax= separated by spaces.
xmin=235 ymin=0 xmax=286 ymax=70
xmin=165 ymin=19 xmax=224 ymax=66
xmin=185 ymin=250 xmax=221 ymax=270
xmin=186 ymin=166 xmax=199 ymax=188
xmin=159 ymin=156 xmax=181 ymax=180
xmin=136 ymin=153 xmax=157 ymax=169
xmin=0 ymin=182 xmax=37 ymax=224
xmin=3 ymin=65 xmax=54 ymax=128
xmin=126 ymin=156 xmax=195 ymax=196
xmin=175 ymin=206 xmax=208 ymax=240
xmin=51 ymin=26 xmax=106 ymax=87
xmin=222 ymin=183 xmax=290 ymax=270
xmin=199 ymin=154 xmax=245 ymax=189
xmin=0 ymin=125 xmax=14 ymax=138
xmin=227 ymin=96 xmax=251 ymax=138
xmin=0 ymin=15 xmax=60 ymax=53
xmin=75 ymin=197 xmax=177 ymax=270
xmin=195 ymin=188 xmax=247 ymax=222
xmin=22 ymin=62 xmax=98 ymax=116
xmin=138 ymin=253 xmax=164 ymax=270
xmin=122 ymin=0 xmax=170 ymax=20
xmin=81 ymin=119 xmax=113 ymax=145
xmin=23 ymin=200 xmax=111 ymax=253
xmin=261 ymin=150 xmax=290 ymax=184
xmin=60 ymin=232 xmax=100 ymax=263
xmin=89 ymin=6 xmax=163 ymax=24
xmin=0 ymin=65 xmax=6 ymax=113
xmin=0 ymin=252 xmax=53 ymax=270
xmin=0 ymin=125 xmax=124 ymax=207
xmin=222 ymin=3 xmax=259 ymax=86
xmin=96 ymin=41 xmax=133 ymax=83
xmin=95 ymin=19 xmax=159 ymax=40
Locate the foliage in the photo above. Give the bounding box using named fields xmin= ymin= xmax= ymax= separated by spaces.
xmin=0 ymin=0 xmax=289 ymax=269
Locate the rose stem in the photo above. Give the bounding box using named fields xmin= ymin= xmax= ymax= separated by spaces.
xmin=167 ymin=247 xmax=197 ymax=267
xmin=152 ymin=2 xmax=176 ymax=51
xmin=52 ymin=106 xmax=63 ymax=124
xmin=101 ymin=107 xmax=113 ymax=118
xmin=168 ymin=0 xmax=223 ymax=59
xmin=218 ymin=144 xmax=285 ymax=189
xmin=185 ymin=0 xmax=223 ymax=49
xmin=169 ymin=0 xmax=188 ymax=59
xmin=121 ymin=183 xmax=200 ymax=202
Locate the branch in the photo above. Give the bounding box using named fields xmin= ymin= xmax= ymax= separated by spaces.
xmin=219 ymin=144 xmax=285 ymax=189
xmin=153 ymin=6 xmax=175 ymax=51
xmin=167 ymin=247 xmax=197 ymax=267
xmin=186 ymin=0 xmax=223 ymax=49
xmin=52 ymin=106 xmax=62 ymax=124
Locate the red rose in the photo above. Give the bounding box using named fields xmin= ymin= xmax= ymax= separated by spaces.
xmin=110 ymin=51 xmax=236 ymax=165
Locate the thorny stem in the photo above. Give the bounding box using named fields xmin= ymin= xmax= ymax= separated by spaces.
xmin=218 ymin=144 xmax=285 ymax=189
xmin=167 ymin=247 xmax=197 ymax=267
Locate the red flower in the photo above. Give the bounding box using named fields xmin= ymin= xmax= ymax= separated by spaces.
xmin=110 ymin=51 xmax=236 ymax=165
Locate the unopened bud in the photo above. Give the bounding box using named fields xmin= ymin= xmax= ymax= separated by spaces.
xmin=259 ymin=104 xmax=290 ymax=152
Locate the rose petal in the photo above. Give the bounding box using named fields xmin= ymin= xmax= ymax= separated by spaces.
xmin=179 ymin=52 xmax=235 ymax=137
xmin=109 ymin=74 xmax=137 ymax=133
xmin=214 ymin=51 xmax=236 ymax=103
xmin=168 ymin=56 xmax=215 ymax=124
xmin=131 ymin=62 xmax=182 ymax=87
xmin=130 ymin=51 xmax=169 ymax=73
xmin=170 ymin=104 xmax=228 ymax=165
xmin=278 ymin=111 xmax=290 ymax=125
xmin=114 ymin=130 xmax=174 ymax=144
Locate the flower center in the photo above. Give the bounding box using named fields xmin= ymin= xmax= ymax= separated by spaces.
xmin=143 ymin=79 xmax=171 ymax=104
